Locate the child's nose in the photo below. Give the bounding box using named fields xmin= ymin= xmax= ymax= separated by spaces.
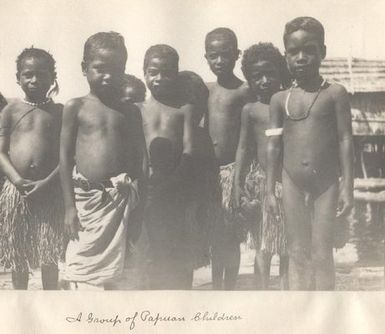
xmin=216 ymin=56 xmax=224 ymax=64
xmin=297 ymin=51 xmax=307 ymax=63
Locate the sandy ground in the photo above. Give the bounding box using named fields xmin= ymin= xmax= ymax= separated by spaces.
xmin=1 ymin=244 xmax=383 ymax=291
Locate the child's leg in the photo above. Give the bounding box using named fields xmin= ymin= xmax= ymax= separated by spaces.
xmin=279 ymin=255 xmax=289 ymax=290
xmin=254 ymin=251 xmax=272 ymax=289
xmin=211 ymin=240 xmax=225 ymax=289
xmin=41 ymin=263 xmax=59 ymax=290
xmin=11 ymin=271 xmax=29 ymax=290
xmin=282 ymin=170 xmax=313 ymax=290
xmin=312 ymin=182 xmax=338 ymax=290
xmin=223 ymin=234 xmax=240 ymax=290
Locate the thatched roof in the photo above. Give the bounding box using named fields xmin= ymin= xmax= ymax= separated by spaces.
xmin=320 ymin=57 xmax=385 ymax=94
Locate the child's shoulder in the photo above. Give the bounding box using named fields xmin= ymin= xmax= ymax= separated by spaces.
xmin=326 ymin=82 xmax=349 ymax=98
xmin=63 ymin=96 xmax=89 ymax=111
xmin=1 ymin=98 xmax=24 ymax=112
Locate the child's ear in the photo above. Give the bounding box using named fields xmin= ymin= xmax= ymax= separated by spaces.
xmin=321 ymin=45 xmax=327 ymax=59
xmin=16 ymin=74 xmax=20 ymax=86
xmin=236 ymin=49 xmax=241 ymax=60
xmin=81 ymin=61 xmax=87 ymax=76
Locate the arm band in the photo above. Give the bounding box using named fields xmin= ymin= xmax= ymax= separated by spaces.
xmin=265 ymin=128 xmax=283 ymax=137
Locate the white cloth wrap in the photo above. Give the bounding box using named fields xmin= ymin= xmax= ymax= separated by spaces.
xmin=265 ymin=128 xmax=283 ymax=136
xmin=64 ymin=169 xmax=139 ymax=286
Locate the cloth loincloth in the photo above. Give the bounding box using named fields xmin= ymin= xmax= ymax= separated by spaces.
xmin=0 ymin=179 xmax=65 ymax=272
xmin=64 ymin=168 xmax=139 ymax=286
xmin=242 ymin=163 xmax=287 ymax=255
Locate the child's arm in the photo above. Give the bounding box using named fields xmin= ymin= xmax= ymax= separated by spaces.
xmin=266 ymin=93 xmax=284 ymax=217
xmin=126 ymin=105 xmax=147 ymax=243
xmin=334 ymin=85 xmax=354 ymax=217
xmin=234 ymin=106 xmax=252 ymax=209
xmin=0 ymin=105 xmax=33 ymax=191
xmin=60 ymin=99 xmax=83 ymax=240
xmin=24 ymin=166 xmax=60 ymax=197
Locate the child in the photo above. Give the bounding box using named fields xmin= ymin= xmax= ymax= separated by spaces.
xmin=140 ymin=45 xmax=196 ymax=289
xmin=0 ymin=92 xmax=6 ymax=110
xmin=60 ymin=32 xmax=145 ymax=290
xmin=204 ymin=27 xmax=249 ymax=290
xmin=0 ymin=47 xmax=63 ymax=290
xmin=267 ymin=17 xmax=354 ymax=290
xmin=119 ymin=73 xmax=146 ymax=105
xmin=178 ymin=71 xmax=213 ymax=270
xmin=234 ymin=43 xmax=290 ymax=289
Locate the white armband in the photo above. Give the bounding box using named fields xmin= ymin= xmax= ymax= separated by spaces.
xmin=265 ymin=128 xmax=283 ymax=136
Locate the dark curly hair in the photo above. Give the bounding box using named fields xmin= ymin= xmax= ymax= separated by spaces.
xmin=205 ymin=27 xmax=238 ymax=50
xmin=284 ymin=16 xmax=325 ymax=47
xmin=16 ymin=47 xmax=59 ymax=97
xmin=143 ymin=44 xmax=179 ymax=72
xmin=241 ymin=42 xmax=291 ymax=88
xmin=122 ymin=74 xmax=146 ymax=103
xmin=83 ymin=31 xmax=127 ymax=64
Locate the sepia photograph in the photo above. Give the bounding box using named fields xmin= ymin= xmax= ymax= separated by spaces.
xmin=0 ymin=0 xmax=384 ymax=332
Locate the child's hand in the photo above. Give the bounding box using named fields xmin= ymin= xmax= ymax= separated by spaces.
xmin=267 ymin=193 xmax=280 ymax=221
xmin=337 ymin=188 xmax=353 ymax=217
xmin=64 ymin=208 xmax=84 ymax=241
xmin=13 ymin=178 xmax=34 ymax=195
xmin=23 ymin=179 xmax=49 ymax=197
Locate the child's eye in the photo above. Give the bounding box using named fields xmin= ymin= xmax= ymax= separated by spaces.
xmin=303 ymin=45 xmax=317 ymax=54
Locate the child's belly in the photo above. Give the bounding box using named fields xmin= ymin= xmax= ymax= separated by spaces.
xmin=283 ymin=122 xmax=339 ymax=194
xmin=75 ymin=135 xmax=133 ymax=182
xmin=9 ymin=137 xmax=58 ymax=180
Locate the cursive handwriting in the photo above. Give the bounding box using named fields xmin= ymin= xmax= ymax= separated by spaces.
xmin=66 ymin=310 xmax=241 ymax=330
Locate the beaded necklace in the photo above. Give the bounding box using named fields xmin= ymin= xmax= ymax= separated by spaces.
xmin=22 ymin=98 xmax=52 ymax=107
xmin=285 ymin=78 xmax=326 ymax=121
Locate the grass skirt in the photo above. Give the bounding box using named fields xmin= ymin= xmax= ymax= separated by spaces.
xmin=0 ymin=179 xmax=65 ymax=272
xmin=242 ymin=162 xmax=287 ymax=255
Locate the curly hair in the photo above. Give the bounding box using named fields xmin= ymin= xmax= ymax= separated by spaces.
xmin=241 ymin=42 xmax=291 ymax=88
xmin=284 ymin=16 xmax=325 ymax=47
xmin=122 ymin=74 xmax=146 ymax=103
xmin=205 ymin=27 xmax=238 ymax=50
xmin=83 ymin=31 xmax=127 ymax=64
xmin=16 ymin=47 xmax=59 ymax=97
xmin=143 ymin=44 xmax=179 ymax=72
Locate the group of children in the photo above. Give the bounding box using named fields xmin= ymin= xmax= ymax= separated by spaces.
xmin=0 ymin=16 xmax=354 ymax=291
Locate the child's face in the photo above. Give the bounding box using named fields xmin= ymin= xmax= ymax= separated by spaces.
xmin=285 ymin=29 xmax=326 ymax=81
xmin=205 ymin=38 xmax=239 ymax=77
xmin=247 ymin=60 xmax=281 ymax=98
xmin=17 ymin=56 xmax=54 ymax=101
xmin=144 ymin=57 xmax=178 ymax=99
xmin=120 ymin=85 xmax=138 ymax=104
xmin=82 ymin=48 xmax=125 ymax=97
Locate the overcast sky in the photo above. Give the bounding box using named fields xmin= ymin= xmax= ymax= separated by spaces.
xmin=1 ymin=0 xmax=385 ymax=103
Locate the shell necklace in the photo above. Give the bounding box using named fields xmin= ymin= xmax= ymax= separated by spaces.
xmin=22 ymin=98 xmax=52 ymax=107
xmin=285 ymin=77 xmax=326 ymax=121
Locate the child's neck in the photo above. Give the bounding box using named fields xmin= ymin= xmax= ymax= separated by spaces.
xmin=295 ymin=73 xmax=323 ymax=91
xmin=24 ymin=95 xmax=50 ymax=105
xmin=151 ymin=90 xmax=181 ymax=108
xmin=216 ymin=72 xmax=242 ymax=89
xmin=258 ymin=92 xmax=275 ymax=104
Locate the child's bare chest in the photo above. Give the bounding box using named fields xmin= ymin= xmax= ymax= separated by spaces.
xmin=79 ymin=108 xmax=128 ymax=135
xmin=208 ymin=88 xmax=244 ymax=117
xmin=12 ymin=108 xmax=58 ymax=137
xmin=284 ymin=89 xmax=335 ymax=122
xmin=143 ymin=106 xmax=183 ymax=134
